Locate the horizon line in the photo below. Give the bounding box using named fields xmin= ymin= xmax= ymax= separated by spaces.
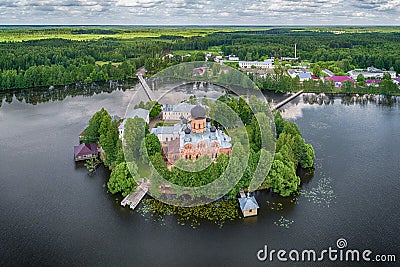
xmin=1 ymin=24 xmax=400 ymax=27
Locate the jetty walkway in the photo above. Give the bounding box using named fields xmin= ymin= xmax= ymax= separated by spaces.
xmin=121 ymin=179 xmax=150 ymax=210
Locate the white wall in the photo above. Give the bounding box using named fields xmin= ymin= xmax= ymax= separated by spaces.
xmin=163 ymin=111 xmax=191 ymax=121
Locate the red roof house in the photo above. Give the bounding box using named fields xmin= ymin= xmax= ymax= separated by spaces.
xmin=74 ymin=143 xmax=98 ymax=161
xmin=324 ymin=76 xmax=355 ymax=88
xmin=366 ymin=79 xmax=382 ymax=86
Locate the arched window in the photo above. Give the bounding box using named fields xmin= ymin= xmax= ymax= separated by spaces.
xmin=166 ymin=137 xmax=168 ymax=142
xmin=198 ymin=123 xmax=201 ymax=129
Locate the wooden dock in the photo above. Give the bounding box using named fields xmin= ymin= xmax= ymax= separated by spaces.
xmin=121 ymin=179 xmax=150 ymax=210
xmin=271 ymin=90 xmax=304 ymax=111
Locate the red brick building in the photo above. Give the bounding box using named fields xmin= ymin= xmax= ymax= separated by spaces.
xmin=161 ymin=105 xmax=232 ymax=165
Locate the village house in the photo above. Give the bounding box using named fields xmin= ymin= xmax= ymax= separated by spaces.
xmin=348 ymin=67 xmax=397 ymax=80
xmin=392 ymin=78 xmax=400 ymax=89
xmin=238 ymin=59 xmax=274 ymax=69
xmin=287 ymin=69 xmax=313 ymax=82
xmin=214 ymin=55 xmax=223 ymax=62
xmin=324 ymin=76 xmax=355 ymax=88
xmin=74 ymin=143 xmax=98 ymax=162
xmin=227 ymin=55 xmax=240 ymax=61
xmin=241 ymin=67 xmax=274 ymax=79
xmin=366 ymin=79 xmax=381 ymax=87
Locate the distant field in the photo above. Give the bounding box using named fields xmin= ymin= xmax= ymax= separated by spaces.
xmin=0 ymin=26 xmax=272 ymax=42
xmin=1 ymin=26 xmax=400 ymax=43
xmin=293 ymin=26 xmax=400 ymax=34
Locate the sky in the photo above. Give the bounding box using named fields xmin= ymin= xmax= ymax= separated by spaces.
xmin=0 ymin=0 xmax=399 ymax=25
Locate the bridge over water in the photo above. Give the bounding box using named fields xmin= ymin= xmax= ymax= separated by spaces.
xmin=136 ymin=71 xmax=303 ymax=111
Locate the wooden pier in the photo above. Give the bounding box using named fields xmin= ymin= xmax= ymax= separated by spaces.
xmin=121 ymin=179 xmax=150 ymax=210
xmin=271 ymin=90 xmax=304 ymax=111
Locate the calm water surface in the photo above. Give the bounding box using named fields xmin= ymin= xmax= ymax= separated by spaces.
xmin=0 ymin=88 xmax=399 ymax=266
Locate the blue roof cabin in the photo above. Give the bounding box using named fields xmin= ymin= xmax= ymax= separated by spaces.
xmin=238 ymin=193 xmax=259 ymax=217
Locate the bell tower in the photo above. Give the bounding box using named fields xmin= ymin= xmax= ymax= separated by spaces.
xmin=190 ymin=105 xmax=207 ymax=134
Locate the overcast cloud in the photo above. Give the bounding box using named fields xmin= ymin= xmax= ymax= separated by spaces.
xmin=0 ymin=0 xmax=399 ymax=25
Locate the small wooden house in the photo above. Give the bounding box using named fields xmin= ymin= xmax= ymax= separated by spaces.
xmin=74 ymin=143 xmax=98 ymax=161
xmin=238 ymin=195 xmax=259 ymax=217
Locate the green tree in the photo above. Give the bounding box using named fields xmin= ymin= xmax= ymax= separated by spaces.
xmin=342 ymin=80 xmax=354 ymax=93
xmin=145 ymin=134 xmax=162 ymax=157
xmin=192 ymin=51 xmax=205 ymax=61
xmin=312 ymin=64 xmax=322 ymax=78
xmin=356 ymin=74 xmax=366 ymax=87
xmin=265 ymin=158 xmax=299 ymax=197
xmin=82 ymin=108 xmax=109 ymax=143
xmin=149 ymin=102 xmax=162 ymax=119
xmin=84 ymin=157 xmax=101 ymax=175
xmin=113 ymin=139 xmax=125 ymax=168
xmin=100 ymin=118 xmax=120 ymax=167
xmin=107 ymin=162 xmax=138 ymax=196
xmin=299 ymin=143 xmax=315 ymax=168
xmin=123 ymin=117 xmax=147 ymax=160
xmin=265 ymin=146 xmax=300 ymax=197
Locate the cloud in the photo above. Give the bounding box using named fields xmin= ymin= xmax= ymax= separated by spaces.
xmin=117 ymin=0 xmax=164 ymax=8
xmin=0 ymin=0 xmax=399 ymax=25
xmin=0 ymin=1 xmax=18 ymax=8
xmin=354 ymin=0 xmax=400 ymax=11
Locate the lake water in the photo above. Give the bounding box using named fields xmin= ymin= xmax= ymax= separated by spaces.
xmin=0 ymin=86 xmax=399 ymax=266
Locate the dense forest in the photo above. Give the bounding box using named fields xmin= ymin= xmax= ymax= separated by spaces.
xmin=0 ymin=27 xmax=399 ymax=91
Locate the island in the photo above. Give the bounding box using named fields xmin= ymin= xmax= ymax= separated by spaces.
xmin=79 ymin=93 xmax=315 ymax=226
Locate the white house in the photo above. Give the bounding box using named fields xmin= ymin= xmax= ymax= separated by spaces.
xmin=393 ymin=78 xmax=400 ymax=89
xmin=150 ymin=123 xmax=182 ymax=142
xmin=238 ymin=59 xmax=274 ymax=69
xmin=348 ymin=67 xmax=397 ymax=80
xmin=287 ymin=69 xmax=313 ymax=82
xmin=228 ymin=55 xmax=240 ymax=61
xmin=118 ymin=108 xmax=150 ymax=140
xmin=214 ymin=56 xmax=223 ymax=62
xmin=162 ymin=103 xmax=196 ymax=121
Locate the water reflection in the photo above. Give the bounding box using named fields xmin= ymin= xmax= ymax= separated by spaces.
xmin=279 ymin=93 xmax=400 ymax=120
xmin=0 ymin=80 xmax=136 ymax=107
xmin=302 ymin=93 xmax=399 ymax=106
